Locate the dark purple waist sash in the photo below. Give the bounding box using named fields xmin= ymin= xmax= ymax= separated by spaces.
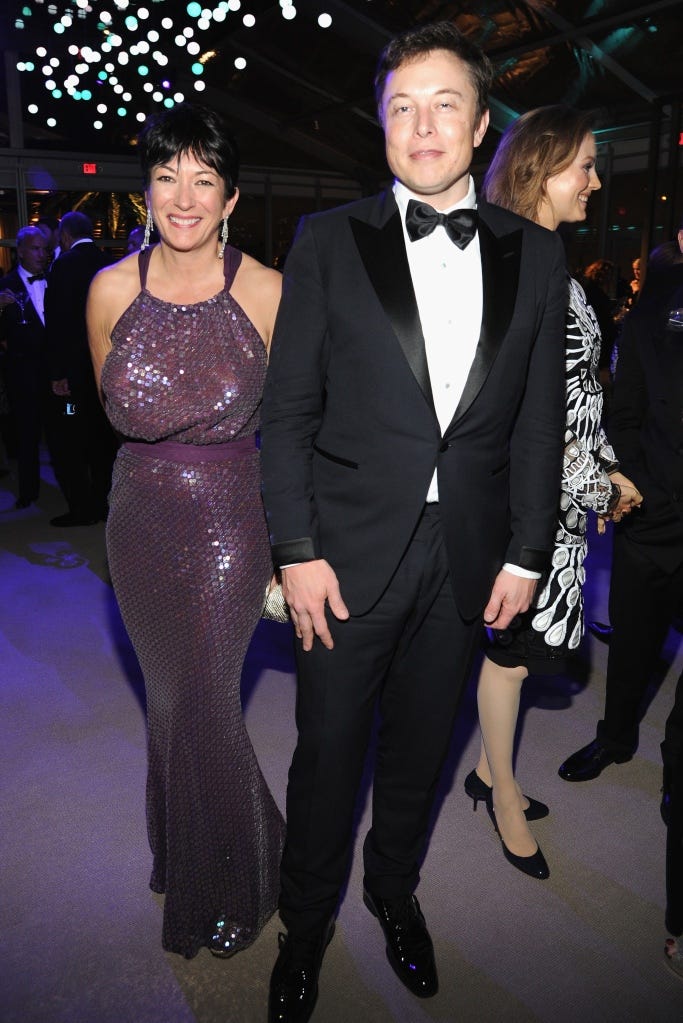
xmin=123 ymin=435 xmax=257 ymax=463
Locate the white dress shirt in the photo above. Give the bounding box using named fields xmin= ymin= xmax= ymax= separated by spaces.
xmin=17 ymin=264 xmax=47 ymax=325
xmin=395 ymin=179 xmax=538 ymax=581
xmin=394 ymin=178 xmax=482 ymax=502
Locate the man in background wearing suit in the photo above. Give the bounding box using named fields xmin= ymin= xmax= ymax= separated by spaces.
xmin=558 ymin=277 xmax=683 ymax=973
xmin=46 ymin=211 xmax=116 ymax=526
xmin=0 ymin=226 xmax=55 ymax=508
xmin=261 ymin=22 xmax=567 ymax=1023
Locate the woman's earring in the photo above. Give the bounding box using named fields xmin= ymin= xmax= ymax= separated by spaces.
xmin=141 ymin=208 xmax=153 ymax=251
xmin=218 ymin=216 xmax=229 ymax=259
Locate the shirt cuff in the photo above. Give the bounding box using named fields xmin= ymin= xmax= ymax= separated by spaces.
xmin=503 ymin=562 xmax=541 ymax=580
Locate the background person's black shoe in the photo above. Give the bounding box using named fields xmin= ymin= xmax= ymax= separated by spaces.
xmin=558 ymin=738 xmax=631 ymax=781
xmin=588 ymin=621 xmax=613 ymax=641
xmin=363 ymin=889 xmax=438 ymax=998
xmin=269 ymin=920 xmax=334 ymax=1023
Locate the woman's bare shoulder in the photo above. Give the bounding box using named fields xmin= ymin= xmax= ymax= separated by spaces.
xmin=89 ymin=253 xmax=141 ymax=321
xmin=236 ymin=252 xmax=282 ymax=300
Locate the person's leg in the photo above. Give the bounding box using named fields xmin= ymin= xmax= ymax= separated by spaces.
xmin=663 ymin=563 xmax=683 ymax=936
xmin=475 ymin=658 xmax=537 ymax=857
xmin=363 ymin=506 xmax=482 ymax=896
xmin=7 ymin=363 xmax=41 ymax=503
xmin=280 ymin=518 xmax=435 ymax=939
xmin=599 ymin=531 xmax=676 ymax=755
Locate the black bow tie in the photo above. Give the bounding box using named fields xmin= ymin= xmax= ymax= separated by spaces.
xmin=27 ymin=274 xmax=45 ymax=284
xmin=405 ymin=200 xmax=478 ymax=249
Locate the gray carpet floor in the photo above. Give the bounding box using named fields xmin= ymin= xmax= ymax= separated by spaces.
xmin=1 ymin=455 xmax=682 ymax=1023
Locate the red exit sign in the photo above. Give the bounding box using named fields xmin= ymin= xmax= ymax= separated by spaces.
xmin=82 ymin=162 xmax=98 ymax=174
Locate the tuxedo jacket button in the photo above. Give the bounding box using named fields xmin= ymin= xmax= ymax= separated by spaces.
xmin=439 ymin=442 xmax=449 ymax=453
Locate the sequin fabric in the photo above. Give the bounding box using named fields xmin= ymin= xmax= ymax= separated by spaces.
xmin=102 ymin=246 xmax=285 ymax=958
xmin=489 ymin=277 xmax=618 ymax=670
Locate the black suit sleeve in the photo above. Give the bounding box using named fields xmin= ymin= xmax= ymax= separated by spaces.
xmin=261 ymin=215 xmax=328 ymax=565
xmin=505 ymin=232 xmax=567 ymax=571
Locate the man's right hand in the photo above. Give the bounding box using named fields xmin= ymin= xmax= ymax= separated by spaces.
xmin=281 ymin=559 xmax=349 ymax=651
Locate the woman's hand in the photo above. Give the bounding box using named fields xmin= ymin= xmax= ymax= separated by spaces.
xmin=598 ymin=472 xmax=643 ymax=532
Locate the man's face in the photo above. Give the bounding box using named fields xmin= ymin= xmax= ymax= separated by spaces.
xmin=18 ymin=233 xmax=48 ymax=275
xmin=381 ymin=48 xmax=488 ymax=210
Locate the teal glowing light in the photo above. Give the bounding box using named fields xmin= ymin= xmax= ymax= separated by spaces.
xmin=125 ymin=16 xmax=138 ymax=31
xmin=138 ymin=65 xmax=149 ymax=76
xmin=73 ymin=91 xmax=82 ymax=100
xmin=98 ymin=70 xmax=107 ymax=80
xmin=22 ymin=6 xmax=32 ymax=15
xmin=117 ymin=106 xmax=127 ymax=116
xmin=81 ymin=89 xmax=92 ymax=100
xmin=52 ymin=88 xmax=62 ymax=98
xmin=163 ymin=97 xmax=174 ymax=108
xmin=187 ymin=2 xmax=202 ymax=16
xmin=54 ymin=23 xmax=65 ymax=34
xmin=191 ymin=62 xmax=204 ymax=75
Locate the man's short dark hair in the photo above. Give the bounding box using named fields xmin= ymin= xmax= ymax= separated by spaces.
xmin=137 ymin=102 xmax=239 ymax=199
xmin=37 ymin=215 xmax=60 ymax=232
xmin=60 ymin=210 xmax=94 ymax=241
xmin=374 ymin=21 xmax=493 ymax=123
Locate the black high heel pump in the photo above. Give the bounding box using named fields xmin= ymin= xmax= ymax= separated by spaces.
xmin=463 ymin=769 xmax=549 ymax=821
xmin=485 ymin=796 xmax=550 ymax=880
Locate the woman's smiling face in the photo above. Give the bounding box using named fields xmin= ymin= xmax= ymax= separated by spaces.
xmin=538 ymin=132 xmax=601 ymax=231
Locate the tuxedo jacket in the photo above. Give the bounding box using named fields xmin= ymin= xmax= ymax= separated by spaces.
xmin=609 ymin=275 xmax=683 ymax=570
xmin=45 ymin=241 xmax=109 ymax=387
xmin=0 ymin=267 xmax=47 ymax=362
xmin=260 ymin=191 xmax=567 ymax=618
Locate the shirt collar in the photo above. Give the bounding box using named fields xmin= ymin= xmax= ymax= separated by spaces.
xmin=394 ymin=176 xmax=477 ymax=222
xmin=17 ymin=265 xmax=45 ymax=285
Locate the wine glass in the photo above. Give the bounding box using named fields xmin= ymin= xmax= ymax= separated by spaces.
xmin=11 ymin=291 xmax=29 ymax=325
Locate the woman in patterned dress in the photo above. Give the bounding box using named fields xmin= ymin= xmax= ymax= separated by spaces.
xmin=87 ymin=104 xmax=285 ymax=957
xmin=464 ymin=107 xmax=642 ymax=879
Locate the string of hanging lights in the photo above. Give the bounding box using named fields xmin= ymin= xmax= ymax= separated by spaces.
xmin=12 ymin=1 xmax=335 ymax=136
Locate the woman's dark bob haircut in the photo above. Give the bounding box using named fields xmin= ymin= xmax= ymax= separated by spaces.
xmin=137 ymin=103 xmax=239 ymax=199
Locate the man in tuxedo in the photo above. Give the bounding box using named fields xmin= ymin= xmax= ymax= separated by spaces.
xmin=260 ymin=22 xmax=566 ymax=1022
xmin=0 ymin=226 xmax=56 ymax=508
xmin=45 ymin=211 xmax=116 ymax=526
xmin=560 ymin=275 xmax=683 ymax=784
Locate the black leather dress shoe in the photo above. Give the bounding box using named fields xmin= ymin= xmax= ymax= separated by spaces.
xmin=558 ymin=738 xmax=632 ymax=782
xmin=588 ymin=621 xmax=613 ymax=642
xmin=268 ymin=919 xmax=334 ymax=1023
xmin=50 ymin=512 xmax=98 ymax=527
xmin=363 ymin=889 xmax=438 ymax=998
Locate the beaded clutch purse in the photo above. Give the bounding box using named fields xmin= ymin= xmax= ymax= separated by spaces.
xmin=262 ymin=582 xmax=290 ymax=623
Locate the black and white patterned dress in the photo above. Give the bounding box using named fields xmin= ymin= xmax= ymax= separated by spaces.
xmin=489 ymin=277 xmax=618 ymax=673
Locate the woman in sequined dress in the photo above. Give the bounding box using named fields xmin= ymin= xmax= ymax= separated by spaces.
xmin=87 ymin=104 xmax=285 ymax=958
xmin=462 ymin=107 xmax=642 ymax=880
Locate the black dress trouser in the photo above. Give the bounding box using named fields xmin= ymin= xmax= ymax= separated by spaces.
xmin=598 ymin=528 xmax=683 ymax=755
xmin=279 ymin=504 xmax=482 ymax=939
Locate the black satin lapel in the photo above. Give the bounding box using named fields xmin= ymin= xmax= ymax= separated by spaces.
xmin=449 ymin=220 xmax=523 ymax=426
xmin=350 ymin=212 xmax=434 ymax=411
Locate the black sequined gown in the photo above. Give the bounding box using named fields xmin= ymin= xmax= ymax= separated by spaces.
xmin=102 ymin=246 xmax=285 ymax=958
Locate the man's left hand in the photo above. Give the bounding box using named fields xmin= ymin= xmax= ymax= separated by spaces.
xmin=483 ymin=569 xmax=537 ymax=630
